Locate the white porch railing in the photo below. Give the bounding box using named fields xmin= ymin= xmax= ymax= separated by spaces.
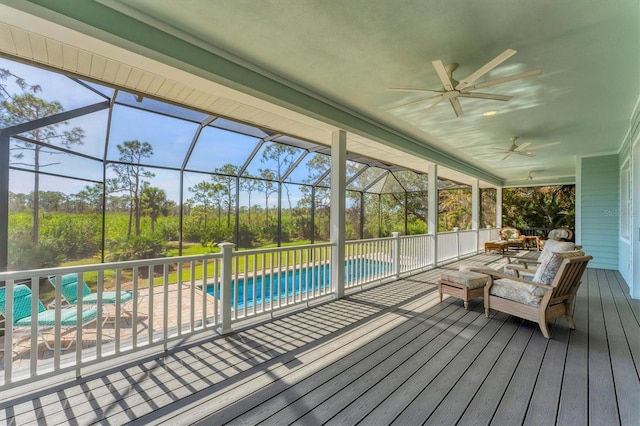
xmin=226 ymin=243 xmax=334 ymax=322
xmin=0 ymin=231 xmax=466 ymax=388
xmin=344 ymin=237 xmax=394 ymax=288
xmin=458 ymin=230 xmax=477 ymax=257
xmin=437 ymin=229 xmax=483 ymax=263
xmin=437 ymin=231 xmax=459 ymax=262
xmin=478 ymin=227 xmax=499 ymax=251
xmin=0 ymin=253 xmax=224 ymax=388
xmin=398 ymin=234 xmax=434 ymax=273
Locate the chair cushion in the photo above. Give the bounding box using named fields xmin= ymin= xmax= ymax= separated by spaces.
xmin=441 ymin=271 xmax=488 ymax=289
xmin=82 ymin=291 xmax=134 ymax=305
xmin=490 ymin=278 xmax=546 ymax=306
xmin=548 ymin=229 xmax=571 ymax=240
xmin=536 ymin=240 xmax=579 ymax=265
xmin=0 ymin=285 xmax=46 ymax=323
xmin=502 ymin=229 xmax=520 ymax=239
xmin=533 ymin=250 xmax=585 ymax=285
xmin=15 ymin=307 xmax=99 ymax=327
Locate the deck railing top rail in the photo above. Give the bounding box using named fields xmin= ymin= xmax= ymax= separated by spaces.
xmin=0 ymin=252 xmax=223 ymax=282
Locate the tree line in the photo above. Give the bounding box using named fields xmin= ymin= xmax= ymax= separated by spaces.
xmin=2 ymin=65 xmax=573 ymax=271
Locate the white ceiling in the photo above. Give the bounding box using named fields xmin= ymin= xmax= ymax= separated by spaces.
xmin=1 ymin=0 xmax=639 ymax=187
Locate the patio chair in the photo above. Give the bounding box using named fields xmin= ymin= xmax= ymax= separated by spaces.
xmin=480 ymin=251 xmax=592 ymax=338
xmin=0 ymin=284 xmax=101 ymax=350
xmin=539 ymin=227 xmax=574 ymax=250
xmin=498 ymin=226 xmax=526 ymax=250
xmin=47 ymin=274 xmax=135 ymax=318
xmin=504 ymin=239 xmax=581 ymax=279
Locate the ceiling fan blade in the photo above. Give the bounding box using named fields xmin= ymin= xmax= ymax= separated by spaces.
xmin=501 ymin=151 xmax=514 ymax=160
xmin=455 ymin=49 xmax=517 ymax=90
xmin=460 ymin=69 xmax=542 ymax=92
xmin=514 ymin=142 xmax=531 ymax=152
xmin=387 ymin=87 xmax=444 ymax=94
xmin=386 ymin=94 xmax=443 ymax=111
xmin=449 ymin=97 xmax=464 ymax=117
xmin=417 ymin=96 xmax=445 ymax=116
xmin=527 ymin=141 xmax=561 ymax=150
xmin=458 ymin=92 xmax=512 ymax=101
xmin=432 ymin=60 xmax=455 ymax=91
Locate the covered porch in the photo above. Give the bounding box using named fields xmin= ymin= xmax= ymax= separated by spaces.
xmin=2 ymin=253 xmax=638 ymax=425
xmin=0 ymin=1 xmax=639 ymax=424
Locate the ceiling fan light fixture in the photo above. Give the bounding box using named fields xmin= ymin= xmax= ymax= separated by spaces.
xmin=483 ymin=110 xmax=498 ymax=116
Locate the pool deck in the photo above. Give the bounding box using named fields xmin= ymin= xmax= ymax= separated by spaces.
xmin=1 ymin=253 xmax=639 ymax=425
xmin=0 ymin=282 xmax=217 ymax=376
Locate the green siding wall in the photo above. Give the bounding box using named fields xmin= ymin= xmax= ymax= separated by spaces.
xmin=581 ymin=155 xmax=619 ymax=269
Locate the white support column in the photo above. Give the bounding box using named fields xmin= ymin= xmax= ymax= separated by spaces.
xmin=496 ymin=187 xmax=503 ymax=232
xmin=471 ymin=179 xmax=480 ymax=252
xmin=218 ymin=242 xmax=235 ymax=335
xmin=392 ymin=231 xmax=400 ymax=278
xmin=330 ymin=130 xmax=346 ymax=298
xmin=428 ymin=164 xmax=438 ymax=266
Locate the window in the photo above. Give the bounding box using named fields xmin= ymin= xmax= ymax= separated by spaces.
xmin=621 ymin=160 xmax=631 ymax=239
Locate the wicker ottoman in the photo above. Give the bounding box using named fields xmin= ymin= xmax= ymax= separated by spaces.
xmin=438 ymin=270 xmax=489 ymax=309
xmin=484 ymin=240 xmax=508 ymax=254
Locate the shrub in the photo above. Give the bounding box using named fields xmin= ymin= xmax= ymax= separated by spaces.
xmin=106 ymin=235 xmax=167 ymax=262
xmin=8 ymin=237 xmax=64 ymax=270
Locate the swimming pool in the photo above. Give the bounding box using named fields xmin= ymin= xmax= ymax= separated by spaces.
xmin=206 ymin=258 xmax=392 ymax=309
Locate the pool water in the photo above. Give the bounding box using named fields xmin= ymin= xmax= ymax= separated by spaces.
xmin=206 ymin=258 xmax=391 ymax=309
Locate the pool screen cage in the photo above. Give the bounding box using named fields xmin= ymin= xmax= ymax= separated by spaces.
xmin=0 ymin=58 xmax=471 ymax=269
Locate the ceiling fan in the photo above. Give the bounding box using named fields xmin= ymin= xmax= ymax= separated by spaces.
xmin=493 ymin=137 xmax=561 ymax=160
xmin=499 ymin=136 xmax=532 ymax=160
xmin=527 ymin=171 xmax=534 ymax=181
xmin=387 ymin=48 xmax=541 ymax=118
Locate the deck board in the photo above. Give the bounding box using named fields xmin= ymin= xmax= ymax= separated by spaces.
xmin=598 ymin=269 xmax=640 ymax=425
xmin=203 ymin=296 xmax=458 ymax=425
xmin=587 ymin=269 xmax=621 ymax=425
xmin=523 ymin=319 xmax=570 ymax=425
xmin=1 ymin=256 xmax=638 ymax=426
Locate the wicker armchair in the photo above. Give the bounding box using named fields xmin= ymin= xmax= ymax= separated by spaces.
xmin=498 ymin=226 xmax=526 ymax=250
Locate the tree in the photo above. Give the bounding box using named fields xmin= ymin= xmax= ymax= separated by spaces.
xmin=140 ymin=184 xmax=171 ymax=234
xmin=188 ymin=180 xmax=220 ymax=232
xmin=259 ymin=169 xmax=277 ymax=227
xmin=110 ymin=140 xmax=154 ymax=238
xmin=241 ymin=175 xmax=262 ymax=224
xmin=1 ymin=93 xmax=84 ymax=244
xmin=298 ymin=154 xmax=332 ymax=240
xmin=503 ymin=185 xmax=575 ymax=231
xmin=0 ymin=68 xmax=40 ymax=101
xmin=261 ymin=143 xmax=299 ymax=210
xmin=76 ymin=183 xmax=104 ymax=213
xmin=213 ymin=164 xmax=239 ymax=229
xmin=438 ymin=188 xmax=472 ymax=231
xmin=8 ymin=192 xmax=30 ymax=213
xmin=38 ymin=191 xmax=67 ymax=212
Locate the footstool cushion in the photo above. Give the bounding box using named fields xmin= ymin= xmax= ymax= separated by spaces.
xmin=438 ymin=270 xmax=489 ymax=310
xmin=440 ymin=271 xmax=488 ymax=289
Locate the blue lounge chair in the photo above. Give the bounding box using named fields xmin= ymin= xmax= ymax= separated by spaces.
xmin=0 ymin=284 xmax=100 ymax=350
xmin=47 ymin=274 xmax=135 ymax=316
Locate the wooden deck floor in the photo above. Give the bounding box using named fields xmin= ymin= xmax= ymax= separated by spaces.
xmin=1 ymin=254 xmax=639 ymax=425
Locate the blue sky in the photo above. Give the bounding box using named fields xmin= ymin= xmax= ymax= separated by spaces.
xmin=2 ymin=58 xmax=309 ymax=207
